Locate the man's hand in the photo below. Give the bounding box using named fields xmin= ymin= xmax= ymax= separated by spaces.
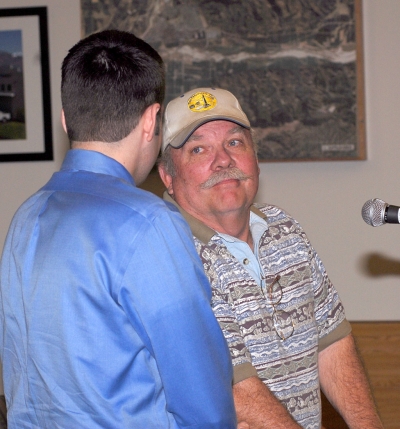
xmin=233 ymin=376 xmax=302 ymax=429
xmin=319 ymin=334 xmax=384 ymax=429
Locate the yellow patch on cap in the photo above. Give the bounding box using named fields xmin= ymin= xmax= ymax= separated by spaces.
xmin=187 ymin=92 xmax=217 ymax=112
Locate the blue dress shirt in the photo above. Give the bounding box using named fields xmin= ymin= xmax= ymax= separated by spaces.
xmin=0 ymin=149 xmax=236 ymax=429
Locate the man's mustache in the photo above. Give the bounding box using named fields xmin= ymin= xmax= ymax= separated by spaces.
xmin=200 ymin=168 xmax=252 ymax=189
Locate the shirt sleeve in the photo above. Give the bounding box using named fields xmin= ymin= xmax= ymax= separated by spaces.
xmin=119 ymin=208 xmax=236 ymax=429
xmin=200 ymin=242 xmax=257 ymax=384
xmin=301 ymin=226 xmax=350 ymax=346
xmin=211 ymin=276 xmax=257 ymax=381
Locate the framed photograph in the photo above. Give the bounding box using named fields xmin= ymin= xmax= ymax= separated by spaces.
xmin=0 ymin=7 xmax=53 ymax=162
xmin=82 ymin=0 xmax=365 ymax=162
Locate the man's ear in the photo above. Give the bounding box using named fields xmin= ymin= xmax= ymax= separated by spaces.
xmin=142 ymin=103 xmax=161 ymax=142
xmin=158 ymin=163 xmax=174 ymax=196
xmin=61 ymin=109 xmax=68 ymax=134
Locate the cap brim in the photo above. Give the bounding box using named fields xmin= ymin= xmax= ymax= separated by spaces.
xmin=168 ymin=116 xmax=251 ymax=149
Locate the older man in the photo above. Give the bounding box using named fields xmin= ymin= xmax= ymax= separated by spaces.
xmin=158 ymin=87 xmax=384 ymax=429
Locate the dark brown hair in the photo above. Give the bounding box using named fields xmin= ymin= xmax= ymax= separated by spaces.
xmin=61 ymin=30 xmax=165 ymax=143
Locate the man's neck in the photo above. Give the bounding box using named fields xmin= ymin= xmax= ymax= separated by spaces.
xmin=185 ymin=205 xmax=253 ymax=250
xmin=71 ymin=132 xmax=139 ymax=179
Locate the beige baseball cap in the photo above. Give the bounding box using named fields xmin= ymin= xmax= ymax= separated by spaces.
xmin=161 ymin=87 xmax=251 ymax=152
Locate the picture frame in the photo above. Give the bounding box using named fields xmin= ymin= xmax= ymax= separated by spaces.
xmin=0 ymin=6 xmax=53 ymax=162
xmin=82 ymin=0 xmax=365 ymax=162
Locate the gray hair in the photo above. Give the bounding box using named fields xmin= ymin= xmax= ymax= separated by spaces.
xmin=158 ymin=144 xmax=177 ymax=177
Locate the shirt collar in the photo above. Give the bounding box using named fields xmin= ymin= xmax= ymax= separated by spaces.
xmin=163 ymin=191 xmax=267 ymax=244
xmin=218 ymin=211 xmax=268 ymax=244
xmin=61 ymin=149 xmax=135 ymax=186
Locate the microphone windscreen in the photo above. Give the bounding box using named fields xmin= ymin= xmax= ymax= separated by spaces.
xmin=361 ymin=198 xmax=387 ymax=227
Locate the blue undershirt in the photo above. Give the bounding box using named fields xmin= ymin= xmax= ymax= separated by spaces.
xmin=218 ymin=211 xmax=268 ymax=287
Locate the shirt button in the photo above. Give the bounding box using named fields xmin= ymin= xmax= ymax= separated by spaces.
xmin=243 ymin=258 xmax=249 ymax=265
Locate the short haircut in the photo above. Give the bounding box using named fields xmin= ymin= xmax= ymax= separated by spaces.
xmin=61 ymin=29 xmax=165 ymax=143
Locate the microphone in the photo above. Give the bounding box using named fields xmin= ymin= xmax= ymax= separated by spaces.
xmin=362 ymin=198 xmax=400 ymax=226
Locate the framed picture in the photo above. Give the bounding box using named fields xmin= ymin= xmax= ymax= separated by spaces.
xmin=82 ymin=0 xmax=365 ymax=162
xmin=0 ymin=7 xmax=53 ymax=162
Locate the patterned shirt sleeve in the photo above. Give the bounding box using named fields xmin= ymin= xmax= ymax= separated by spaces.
xmin=290 ymin=215 xmax=351 ymax=345
xmin=196 ymin=242 xmax=255 ymax=369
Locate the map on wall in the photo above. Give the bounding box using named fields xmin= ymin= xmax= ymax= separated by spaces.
xmin=81 ymin=0 xmax=365 ymax=162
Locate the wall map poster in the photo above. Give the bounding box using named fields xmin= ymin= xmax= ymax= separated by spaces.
xmin=82 ymin=0 xmax=365 ymax=162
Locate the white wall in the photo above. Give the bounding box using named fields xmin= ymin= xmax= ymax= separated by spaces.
xmin=0 ymin=0 xmax=81 ymax=395
xmin=255 ymin=0 xmax=400 ymax=321
xmin=0 ymin=0 xmax=81 ymax=248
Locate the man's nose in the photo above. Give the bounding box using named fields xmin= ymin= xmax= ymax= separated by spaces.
xmin=212 ymin=146 xmax=235 ymax=169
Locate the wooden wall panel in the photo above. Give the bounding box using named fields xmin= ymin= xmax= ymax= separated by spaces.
xmin=322 ymin=322 xmax=400 ymax=429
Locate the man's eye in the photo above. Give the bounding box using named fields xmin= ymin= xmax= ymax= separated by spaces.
xmin=229 ymin=140 xmax=240 ymax=147
xmin=192 ymin=147 xmax=202 ymax=154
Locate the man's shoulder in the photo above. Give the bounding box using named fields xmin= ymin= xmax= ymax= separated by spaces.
xmin=252 ymin=202 xmax=296 ymax=223
xmin=47 ymin=168 xmax=178 ymax=220
xmin=95 ymin=185 xmax=183 ymax=230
